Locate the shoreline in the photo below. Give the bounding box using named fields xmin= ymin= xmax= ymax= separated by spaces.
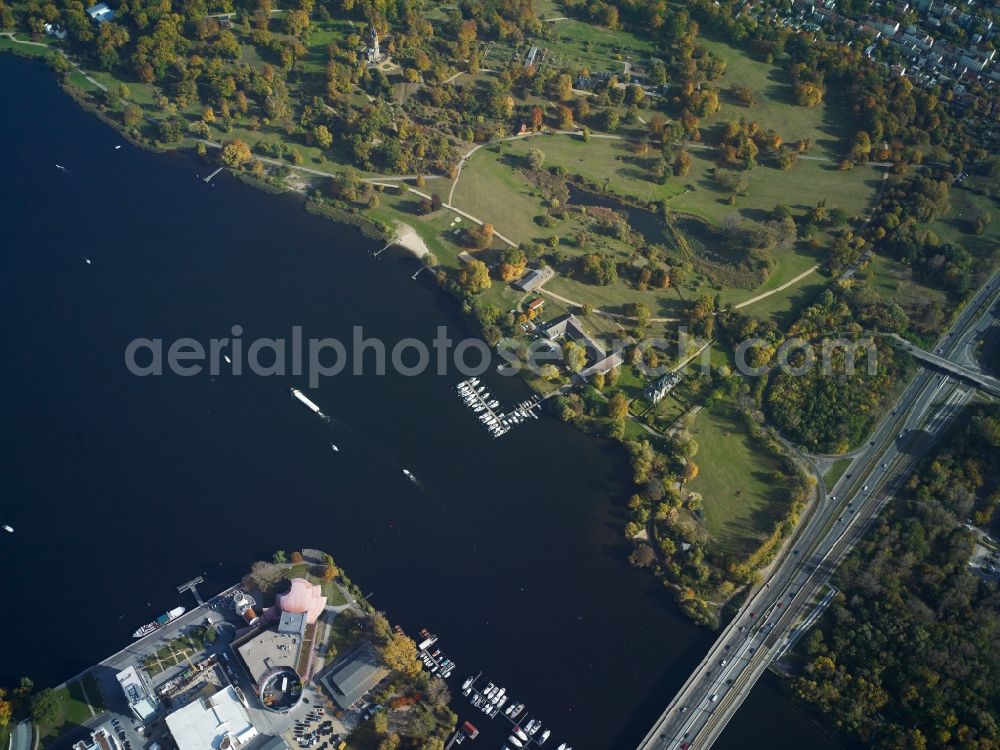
xmin=392 ymin=221 xmax=430 ymax=258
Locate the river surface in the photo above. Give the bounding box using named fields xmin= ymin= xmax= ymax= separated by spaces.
xmin=0 ymin=55 xmax=842 ymax=749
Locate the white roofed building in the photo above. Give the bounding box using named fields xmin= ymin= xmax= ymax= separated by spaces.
xmin=164 ymin=685 xmax=258 ymax=750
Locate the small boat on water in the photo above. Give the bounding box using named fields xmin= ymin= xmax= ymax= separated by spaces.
xmin=462 ymin=675 xmax=479 ymax=690
xmin=538 ymin=730 xmax=551 ymax=744
xmin=330 ymin=444 xmax=339 ymax=452
xmin=403 ymin=469 xmax=414 ymax=480
xmin=2 ymin=525 xmax=13 ymax=533
xmin=508 ymin=736 xmax=524 ymax=748
xmin=223 ymin=355 xmax=231 ymax=364
xmin=514 ymin=727 xmax=529 ymax=742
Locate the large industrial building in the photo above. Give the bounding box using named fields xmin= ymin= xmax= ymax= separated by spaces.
xmin=164 ymin=685 xmax=258 ymax=750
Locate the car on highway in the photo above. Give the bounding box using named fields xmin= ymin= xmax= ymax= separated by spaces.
xmin=720 ymin=659 xmax=728 ymax=666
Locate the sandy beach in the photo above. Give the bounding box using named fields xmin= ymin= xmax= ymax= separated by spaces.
xmin=393 ymin=221 xmax=430 ymax=258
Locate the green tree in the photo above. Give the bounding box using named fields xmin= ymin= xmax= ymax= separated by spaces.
xmin=30 ymin=689 xmax=59 ymax=726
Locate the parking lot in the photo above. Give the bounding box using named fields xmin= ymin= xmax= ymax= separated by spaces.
xmin=969 ymin=542 xmax=1000 ymax=582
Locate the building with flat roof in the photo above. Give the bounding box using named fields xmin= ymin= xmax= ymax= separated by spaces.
xmin=73 ymin=728 xmax=120 ymax=750
xmin=164 ymin=685 xmax=258 ymax=750
xmin=116 ymin=665 xmax=157 ymax=721
xmin=319 ymin=643 xmax=389 ymax=709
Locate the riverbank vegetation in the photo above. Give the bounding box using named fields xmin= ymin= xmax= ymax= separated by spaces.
xmin=4 ymin=0 xmax=1000 ymax=634
xmin=791 ymin=404 xmax=1000 ymax=749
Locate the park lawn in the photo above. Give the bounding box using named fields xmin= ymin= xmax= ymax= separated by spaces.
xmin=37 ymin=680 xmax=97 ymax=747
xmin=693 ymin=33 xmax=852 ymax=162
xmin=740 ymin=272 xmax=830 ymax=328
xmin=669 ymin=147 xmax=880 ymax=227
xmin=860 ymin=254 xmax=948 ymax=334
xmin=0 ymin=35 xmax=52 ymax=57
xmin=498 ymin=133 xmax=687 ymax=205
xmin=451 ymin=143 xmax=554 ymax=243
xmin=367 ymin=189 xmax=470 ymax=268
xmin=686 ymin=400 xmax=791 ymax=559
xmin=923 ymin=188 xmax=1000 ymax=267
xmin=545 ymin=274 xmax=685 ymax=320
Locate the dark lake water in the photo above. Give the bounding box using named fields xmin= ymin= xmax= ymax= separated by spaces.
xmin=0 ymin=54 xmax=842 ymax=749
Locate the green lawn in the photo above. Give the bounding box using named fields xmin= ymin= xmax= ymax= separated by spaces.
xmin=37 ymin=680 xmax=98 ymax=747
xmin=686 ymin=401 xmax=791 ymax=558
xmin=823 ymin=458 xmax=852 ymax=489
xmin=668 ymin=147 xmax=880 ymax=228
xmin=693 ymin=34 xmax=852 ymax=162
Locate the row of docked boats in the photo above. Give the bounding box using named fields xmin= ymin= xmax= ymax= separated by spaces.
xmin=460 ymin=674 xmax=569 ymax=749
xmin=415 ymin=627 xmax=455 ymax=679
xmin=456 ymin=379 xmax=542 ymax=438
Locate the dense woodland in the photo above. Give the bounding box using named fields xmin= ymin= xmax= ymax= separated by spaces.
xmin=794 ymin=405 xmax=1000 ymax=750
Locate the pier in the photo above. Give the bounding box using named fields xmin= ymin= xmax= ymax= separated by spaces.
xmin=373 ymin=236 xmax=398 ymax=257
xmin=177 ymin=575 xmax=205 ymax=606
xmin=203 ymin=167 xmax=225 ymax=183
xmin=457 ymin=379 xmax=541 ymax=438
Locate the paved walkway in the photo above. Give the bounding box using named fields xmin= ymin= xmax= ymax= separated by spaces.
xmin=1 ymin=32 xmax=107 ymax=91
xmin=9 ymin=721 xmax=32 ymax=750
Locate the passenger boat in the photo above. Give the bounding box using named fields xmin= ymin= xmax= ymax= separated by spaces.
xmin=132 ymin=606 xmax=185 ymax=638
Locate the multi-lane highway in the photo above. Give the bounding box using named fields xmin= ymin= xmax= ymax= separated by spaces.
xmin=637 ymin=270 xmax=1000 ymax=750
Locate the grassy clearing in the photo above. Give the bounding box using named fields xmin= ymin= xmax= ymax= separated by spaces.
xmin=694 ymin=34 xmax=852 ymax=161
xmin=37 ymin=680 xmax=96 ymax=747
xmin=824 ymin=458 xmax=852 ymax=489
xmin=686 ymin=401 xmax=790 ymax=558
xmin=668 ymin=147 xmax=880 ymax=228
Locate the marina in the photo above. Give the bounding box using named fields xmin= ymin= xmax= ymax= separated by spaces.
xmin=455 ymin=673 xmax=567 ymax=750
xmin=456 ymin=379 xmax=541 ymax=438
xmin=412 ymin=627 xmax=457 ymax=680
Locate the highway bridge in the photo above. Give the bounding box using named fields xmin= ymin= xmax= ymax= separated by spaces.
xmin=889 ymin=334 xmax=1000 ymax=396
xmin=636 ymin=271 xmax=1000 ymax=750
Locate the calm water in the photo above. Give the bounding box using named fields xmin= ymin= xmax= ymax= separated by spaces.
xmin=0 ymin=55 xmax=840 ymax=749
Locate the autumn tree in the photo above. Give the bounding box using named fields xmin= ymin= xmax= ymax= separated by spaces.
xmin=674 ymin=150 xmax=692 ymax=177
xmin=456 ymin=259 xmax=491 ymax=294
xmin=220 ymin=138 xmax=252 ymax=168
xmin=608 ymin=391 xmax=629 ymax=421
xmin=563 ymin=340 xmax=586 ymax=372
xmin=381 ymin=633 xmax=421 ymax=677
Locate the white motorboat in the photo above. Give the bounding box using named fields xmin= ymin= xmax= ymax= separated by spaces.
xmin=330 ymin=444 xmax=339 ymax=452
xmin=538 ymin=730 xmax=551 ymax=744
xmin=2 ymin=525 xmax=13 ymax=533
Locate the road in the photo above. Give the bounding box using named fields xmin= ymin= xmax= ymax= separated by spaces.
xmin=636 ymin=269 xmax=1000 ymax=750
